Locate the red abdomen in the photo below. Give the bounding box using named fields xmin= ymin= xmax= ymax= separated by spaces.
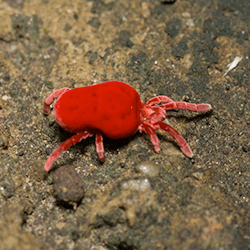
xmin=54 ymin=81 xmax=141 ymax=139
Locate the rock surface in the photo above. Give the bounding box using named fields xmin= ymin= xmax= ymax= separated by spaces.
xmin=0 ymin=0 xmax=249 ymax=249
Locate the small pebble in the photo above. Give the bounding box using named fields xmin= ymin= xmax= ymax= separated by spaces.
xmin=135 ymin=162 xmax=160 ymax=177
xmin=52 ymin=165 xmax=85 ymax=207
xmin=191 ymin=171 xmax=204 ymax=180
xmin=122 ymin=179 xmax=151 ymax=192
xmin=182 ymin=95 xmax=190 ymax=102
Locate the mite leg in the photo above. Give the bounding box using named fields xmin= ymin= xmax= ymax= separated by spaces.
xmin=156 ymin=121 xmax=193 ymax=158
xmin=95 ymin=134 xmax=105 ymax=162
xmin=140 ymin=124 xmax=161 ymax=153
xmin=146 ymin=96 xmax=174 ymax=106
xmin=43 ymin=88 xmax=70 ymax=115
xmin=44 ymin=131 xmax=93 ymax=171
xmin=160 ymin=102 xmax=212 ymax=112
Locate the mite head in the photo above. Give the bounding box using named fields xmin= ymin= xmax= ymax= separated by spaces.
xmin=140 ymin=102 xmax=167 ymax=125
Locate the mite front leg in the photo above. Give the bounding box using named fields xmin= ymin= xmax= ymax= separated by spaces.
xmin=160 ymin=102 xmax=212 ymax=112
xmin=146 ymin=96 xmax=175 ymax=106
xmin=95 ymin=133 xmax=105 ymax=162
xmin=43 ymin=88 xmax=70 ymax=115
xmin=44 ymin=131 xmax=93 ymax=171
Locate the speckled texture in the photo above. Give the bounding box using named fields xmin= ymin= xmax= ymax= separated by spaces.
xmin=52 ymin=165 xmax=85 ymax=206
xmin=0 ymin=0 xmax=249 ymax=249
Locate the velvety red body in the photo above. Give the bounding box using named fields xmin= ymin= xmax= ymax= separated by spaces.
xmin=53 ymin=81 xmax=142 ymax=139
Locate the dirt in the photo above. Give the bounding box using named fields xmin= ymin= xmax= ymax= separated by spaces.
xmin=0 ymin=0 xmax=249 ymax=249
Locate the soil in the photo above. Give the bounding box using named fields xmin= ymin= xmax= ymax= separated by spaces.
xmin=0 ymin=0 xmax=249 ymax=249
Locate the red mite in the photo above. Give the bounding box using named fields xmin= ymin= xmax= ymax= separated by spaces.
xmin=43 ymin=81 xmax=211 ymax=171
